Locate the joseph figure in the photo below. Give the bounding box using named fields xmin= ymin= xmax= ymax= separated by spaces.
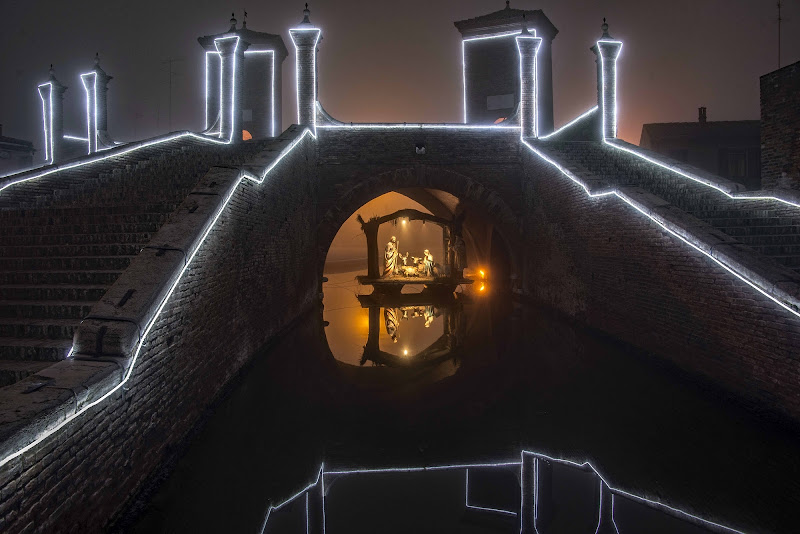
xmin=384 ymin=236 xmax=399 ymax=277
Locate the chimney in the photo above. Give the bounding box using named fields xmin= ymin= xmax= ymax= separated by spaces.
xmin=698 ymin=106 xmax=707 ymax=124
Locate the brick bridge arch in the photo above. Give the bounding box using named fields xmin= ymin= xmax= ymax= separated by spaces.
xmin=315 ymin=164 xmax=523 ymax=284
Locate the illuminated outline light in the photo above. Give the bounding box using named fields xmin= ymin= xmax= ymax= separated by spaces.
xmin=79 ymin=71 xmax=98 ymax=154
xmin=605 ymin=139 xmax=800 ymax=209
xmin=0 ymin=129 xmax=235 ymax=195
xmin=63 ymin=135 xmax=89 ymax=142
xmin=289 ymin=27 xmax=322 ymax=136
xmin=597 ymin=39 xmax=623 ymax=139
xmin=515 ymin=34 xmax=542 ymax=138
xmin=244 ymin=50 xmax=277 ymax=137
xmin=204 ymin=51 xmax=216 ymax=131
xmin=260 ymin=453 xmax=745 ymax=534
xmin=465 ymin=468 xmax=517 ymax=517
xmin=0 ymin=127 xmax=314 ymax=470
xmin=317 ymin=124 xmax=519 ymax=130
xmin=37 ymin=82 xmax=53 ymax=163
xmin=214 ymin=35 xmax=241 ymax=143
xmin=461 ymin=30 xmax=533 ymax=124
xmin=525 ymin=450 xmax=745 ymax=534
xmin=523 ymin=138 xmax=800 ymax=320
xmin=538 ymin=105 xmax=598 ymax=140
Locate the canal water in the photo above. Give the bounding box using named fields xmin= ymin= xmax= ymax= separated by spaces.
xmin=116 ymin=269 xmax=799 ymax=534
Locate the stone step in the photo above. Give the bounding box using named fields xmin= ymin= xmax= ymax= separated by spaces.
xmin=709 ymin=217 xmax=800 ymax=228
xmin=738 ymin=234 xmax=800 ymax=246
xmin=773 ymin=256 xmax=800 ymax=268
xmin=0 ymin=337 xmax=73 ymax=362
xmin=0 ymin=212 xmax=169 ymax=227
xmin=746 ymin=244 xmax=800 ymax=257
xmin=0 ymin=222 xmax=162 ymax=238
xmin=0 ymin=285 xmax=108 ymax=301
xmin=719 ymin=226 xmax=800 ymax=237
xmin=0 ymin=242 xmax=143 ymax=258
xmin=0 ymin=300 xmax=94 ymax=320
xmin=0 ymin=360 xmax=55 ymax=388
xmin=0 ymin=231 xmax=153 ymax=247
xmin=0 ymin=255 xmax=135 ymax=271
xmin=0 ymin=318 xmax=77 ymax=340
xmin=0 ymin=203 xmax=177 ymax=219
xmin=0 ymin=270 xmax=122 ymax=286
xmin=691 ymin=209 xmax=779 ymax=220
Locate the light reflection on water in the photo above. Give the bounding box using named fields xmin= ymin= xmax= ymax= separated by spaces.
xmin=323 ymin=270 xmax=448 ymax=364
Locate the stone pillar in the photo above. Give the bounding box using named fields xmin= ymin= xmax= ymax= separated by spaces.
xmin=359 ymin=216 xmax=381 ymax=279
xmin=534 ymin=457 xmax=554 ymax=531
xmin=591 ymin=19 xmax=623 ymax=139
xmin=537 ymin=35 xmax=556 ymax=136
xmin=37 ymin=65 xmax=66 ymax=164
xmin=520 ymin=452 xmax=535 ymax=533
xmin=80 ymin=55 xmax=113 ymax=153
xmin=515 ymin=24 xmax=543 ymax=139
xmin=215 ymin=35 xmax=243 ymax=143
xmin=80 ymin=70 xmax=98 ymax=153
xmin=289 ymin=5 xmax=321 ymax=131
xmin=595 ymin=480 xmax=617 ymax=534
xmin=307 ymin=478 xmax=325 ymax=534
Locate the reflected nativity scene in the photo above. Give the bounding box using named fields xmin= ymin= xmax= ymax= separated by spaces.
xmin=357 ymin=291 xmax=466 ymax=369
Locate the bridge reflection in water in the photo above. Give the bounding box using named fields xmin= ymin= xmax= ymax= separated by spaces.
xmin=120 ymin=268 xmax=799 ymax=534
xmin=261 ymin=453 xmax=732 ymax=534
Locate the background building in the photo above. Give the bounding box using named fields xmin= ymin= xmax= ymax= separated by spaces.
xmin=639 ymin=108 xmax=761 ymax=190
xmin=0 ymin=125 xmax=34 ymax=175
xmin=760 ymin=60 xmax=800 ymax=190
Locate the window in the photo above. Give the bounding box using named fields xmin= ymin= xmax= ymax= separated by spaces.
xmin=727 ymin=150 xmax=747 ymax=179
xmin=486 ymin=94 xmax=514 ymax=111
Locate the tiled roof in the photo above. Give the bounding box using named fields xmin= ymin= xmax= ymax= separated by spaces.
xmin=641 ymin=121 xmax=759 ymax=142
xmin=454 ymin=6 xmax=558 ymax=38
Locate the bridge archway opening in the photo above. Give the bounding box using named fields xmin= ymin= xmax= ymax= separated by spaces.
xmin=320 ymin=186 xmax=517 ymax=387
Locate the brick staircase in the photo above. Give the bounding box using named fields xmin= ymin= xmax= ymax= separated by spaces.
xmin=0 ymin=137 xmax=269 ymax=387
xmin=538 ymin=141 xmax=800 ymax=274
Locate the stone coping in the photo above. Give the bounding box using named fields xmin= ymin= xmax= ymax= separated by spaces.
xmin=0 ymin=126 xmax=313 ymax=470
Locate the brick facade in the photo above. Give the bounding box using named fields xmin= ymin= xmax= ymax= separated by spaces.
xmin=760 ymin=60 xmax=800 ymax=190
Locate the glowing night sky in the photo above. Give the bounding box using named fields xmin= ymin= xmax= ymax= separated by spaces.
xmin=0 ymin=0 xmax=798 ymax=158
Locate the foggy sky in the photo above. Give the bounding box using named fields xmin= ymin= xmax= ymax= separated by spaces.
xmin=1 ymin=0 xmax=798 ymax=160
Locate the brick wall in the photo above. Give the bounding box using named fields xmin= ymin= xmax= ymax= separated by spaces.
xmin=521 ymin=148 xmax=800 ymax=420
xmin=760 ymin=61 xmax=800 ymax=190
xmin=0 ymin=132 xmax=320 ymax=533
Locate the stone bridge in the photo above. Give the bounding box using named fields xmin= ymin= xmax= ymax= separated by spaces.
xmin=1 ymin=10 xmax=799 ymax=534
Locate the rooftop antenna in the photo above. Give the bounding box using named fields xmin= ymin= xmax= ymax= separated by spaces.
xmin=777 ymin=1 xmax=782 ymax=69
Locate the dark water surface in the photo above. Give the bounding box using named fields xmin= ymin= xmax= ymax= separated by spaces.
xmin=119 ymin=272 xmax=799 ymax=534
